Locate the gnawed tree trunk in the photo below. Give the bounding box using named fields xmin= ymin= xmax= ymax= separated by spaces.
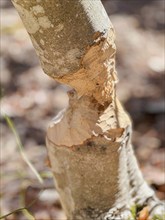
xmin=12 ymin=0 xmax=164 ymax=219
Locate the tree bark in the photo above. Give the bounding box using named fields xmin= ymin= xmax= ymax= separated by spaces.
xmin=12 ymin=0 xmax=164 ymax=219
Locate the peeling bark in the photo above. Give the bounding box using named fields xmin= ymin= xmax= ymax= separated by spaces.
xmin=12 ymin=0 xmax=165 ymax=219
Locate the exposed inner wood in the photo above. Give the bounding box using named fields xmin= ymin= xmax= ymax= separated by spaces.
xmin=47 ymin=29 xmax=131 ymax=148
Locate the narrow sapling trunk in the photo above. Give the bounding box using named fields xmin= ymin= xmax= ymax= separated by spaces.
xmin=12 ymin=0 xmax=164 ymax=219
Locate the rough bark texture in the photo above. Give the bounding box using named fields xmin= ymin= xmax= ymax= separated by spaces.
xmin=12 ymin=0 xmax=165 ymax=219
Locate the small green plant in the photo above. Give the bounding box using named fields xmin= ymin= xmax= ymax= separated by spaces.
xmin=130 ymin=204 xmax=137 ymax=219
xmin=152 ymin=214 xmax=165 ymax=220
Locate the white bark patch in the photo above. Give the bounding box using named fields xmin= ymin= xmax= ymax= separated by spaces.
xmin=31 ymin=36 xmax=52 ymax=65
xmin=12 ymin=2 xmax=39 ymax=34
xmin=115 ymin=143 xmax=130 ymax=206
xmin=81 ymin=0 xmax=111 ymax=33
xmin=66 ymin=48 xmax=81 ymax=64
xmin=32 ymin=5 xmax=45 ymax=15
xmin=13 ymin=2 xmax=52 ymax=34
xmin=38 ymin=16 xmax=51 ymax=29
xmin=40 ymin=39 xmax=45 ymax=45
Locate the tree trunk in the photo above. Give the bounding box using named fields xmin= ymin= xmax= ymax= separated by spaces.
xmin=12 ymin=0 xmax=164 ymax=219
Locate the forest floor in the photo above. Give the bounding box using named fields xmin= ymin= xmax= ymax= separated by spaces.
xmin=0 ymin=0 xmax=165 ymax=219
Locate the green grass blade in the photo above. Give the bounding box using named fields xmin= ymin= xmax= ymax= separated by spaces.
xmin=22 ymin=209 xmax=35 ymax=220
xmin=0 ymin=189 xmax=44 ymax=219
xmin=3 ymin=114 xmax=43 ymax=184
xmin=19 ymin=187 xmax=35 ymax=220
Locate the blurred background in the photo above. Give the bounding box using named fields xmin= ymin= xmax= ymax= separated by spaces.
xmin=0 ymin=0 xmax=164 ymax=219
